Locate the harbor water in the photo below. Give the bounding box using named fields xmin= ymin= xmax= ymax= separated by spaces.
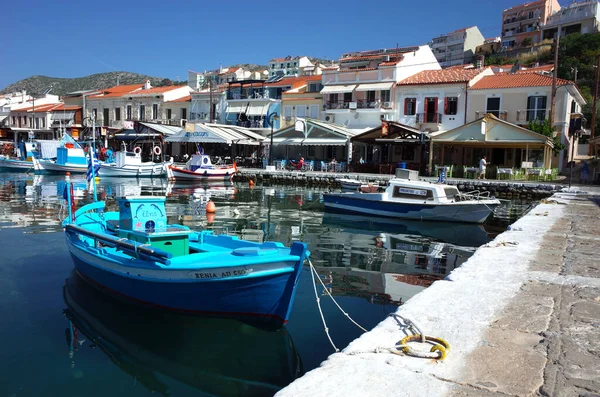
xmin=0 ymin=173 xmax=531 ymax=396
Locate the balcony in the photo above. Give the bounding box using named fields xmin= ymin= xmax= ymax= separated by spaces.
xmin=355 ymin=99 xmax=393 ymax=109
xmin=325 ymin=101 xmax=351 ymax=110
xmin=545 ymin=10 xmax=595 ymax=28
xmin=416 ymin=113 xmax=443 ymax=124
xmin=516 ymin=108 xmax=548 ymax=123
xmin=475 ymin=110 xmax=508 ymax=121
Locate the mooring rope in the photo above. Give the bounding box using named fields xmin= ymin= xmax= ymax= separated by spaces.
xmin=309 ymin=260 xmax=339 ymax=352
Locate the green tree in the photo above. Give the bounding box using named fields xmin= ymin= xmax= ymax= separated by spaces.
xmin=521 ymin=36 xmax=533 ymax=47
xmin=527 ymin=119 xmax=565 ymax=154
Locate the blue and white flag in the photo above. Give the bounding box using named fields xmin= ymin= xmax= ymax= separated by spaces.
xmin=86 ymin=152 xmax=100 ymax=182
xmin=437 ymin=168 xmax=447 ymax=184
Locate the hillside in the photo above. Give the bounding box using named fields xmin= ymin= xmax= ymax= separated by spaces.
xmin=0 ymin=72 xmax=179 ymax=97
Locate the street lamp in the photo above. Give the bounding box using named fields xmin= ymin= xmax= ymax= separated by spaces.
xmin=268 ymin=113 xmax=279 ymax=166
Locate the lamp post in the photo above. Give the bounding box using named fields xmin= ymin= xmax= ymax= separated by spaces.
xmin=268 ymin=112 xmax=279 ymax=166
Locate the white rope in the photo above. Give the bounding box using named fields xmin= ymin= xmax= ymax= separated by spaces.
xmin=308 ymin=259 xmax=368 ymax=333
xmin=310 ymin=261 xmax=339 ymax=352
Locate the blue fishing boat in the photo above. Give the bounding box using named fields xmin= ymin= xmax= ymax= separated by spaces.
xmin=62 ymin=175 xmax=308 ymax=326
xmin=33 ymin=134 xmax=89 ymax=174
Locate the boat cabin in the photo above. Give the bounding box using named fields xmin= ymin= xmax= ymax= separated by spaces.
xmin=385 ymin=179 xmax=461 ymax=203
xmin=115 ymin=151 xmax=142 ymax=167
xmin=116 ymin=196 xmax=191 ymax=257
xmin=56 ymin=143 xmax=86 ymax=166
xmin=188 ymin=154 xmax=215 ymax=171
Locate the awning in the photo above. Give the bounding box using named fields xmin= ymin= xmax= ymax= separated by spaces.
xmin=271 ymin=137 xmax=348 ymax=146
xmin=227 ymin=103 xmax=249 ymax=113
xmin=320 ymin=84 xmax=356 ymax=94
xmin=140 ymin=122 xmax=183 ymax=136
xmin=165 ymin=124 xmax=229 ymax=143
xmin=246 ymin=103 xmax=269 ymax=116
xmin=165 ymin=123 xmax=264 ymax=145
xmin=114 ymin=130 xmax=162 ymax=140
xmin=51 ymin=112 xmax=75 ymax=120
xmin=355 ymin=82 xmax=394 ymax=91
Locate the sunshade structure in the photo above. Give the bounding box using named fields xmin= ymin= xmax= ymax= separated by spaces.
xmin=350 ymin=121 xmax=430 ymax=173
xmin=429 ymin=114 xmax=555 ymax=172
xmin=165 ymin=123 xmax=264 ymax=146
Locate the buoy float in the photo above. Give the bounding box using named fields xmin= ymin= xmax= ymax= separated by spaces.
xmin=206 ymin=212 xmax=215 ymax=224
xmin=249 ymin=179 xmax=254 ymax=187
xmin=205 ymin=200 xmax=216 ymax=213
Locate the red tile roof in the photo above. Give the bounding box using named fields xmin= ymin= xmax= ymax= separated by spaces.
xmin=130 ymin=85 xmax=188 ymax=96
xmin=167 ymin=95 xmax=191 ymax=103
xmin=14 ymin=103 xmax=62 ymax=113
xmin=470 ymin=72 xmax=572 ymax=89
xmin=87 ymin=84 xmax=144 ymax=98
xmin=379 ymin=61 xmax=399 ymax=66
xmin=266 ymin=76 xmax=319 ymax=87
xmin=51 ymin=104 xmax=82 ymax=111
xmin=270 ymin=57 xmax=286 ymax=62
xmin=338 ymin=67 xmax=378 ymax=72
xmin=398 ymin=68 xmax=488 ymax=85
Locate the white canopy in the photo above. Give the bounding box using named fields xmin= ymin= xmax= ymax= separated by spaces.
xmin=320 ymin=84 xmax=357 ymax=94
xmin=226 ymin=103 xmax=248 ymax=113
xmin=165 ymin=123 xmax=264 ymax=145
xmin=140 ymin=122 xmax=183 ymax=136
xmin=355 ymin=82 xmax=394 ymax=91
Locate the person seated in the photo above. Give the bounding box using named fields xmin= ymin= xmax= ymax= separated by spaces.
xmin=290 ymin=157 xmax=305 ymax=170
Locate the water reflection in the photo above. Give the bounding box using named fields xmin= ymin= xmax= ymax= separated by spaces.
xmin=63 ymin=272 xmax=304 ymax=396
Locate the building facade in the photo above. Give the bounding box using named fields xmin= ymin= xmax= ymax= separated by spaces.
xmin=268 ymin=56 xmax=313 ymax=78
xmin=430 ymin=26 xmax=485 ymax=68
xmin=541 ymin=0 xmax=600 ymax=39
xmin=501 ymin=0 xmax=561 ymax=48
xmin=280 ymin=75 xmax=324 ymax=129
xmin=320 ymin=45 xmax=441 ymax=130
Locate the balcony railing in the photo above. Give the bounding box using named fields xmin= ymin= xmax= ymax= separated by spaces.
xmin=516 ymin=108 xmax=548 ymax=123
xmin=475 ymin=110 xmax=508 ymax=120
xmin=545 ymin=11 xmax=595 ymax=28
xmin=325 ymin=101 xmax=351 ymax=110
xmin=227 ymin=90 xmax=282 ymax=100
xmin=416 ymin=113 xmax=443 ymax=124
xmin=225 ymin=120 xmax=265 ymax=128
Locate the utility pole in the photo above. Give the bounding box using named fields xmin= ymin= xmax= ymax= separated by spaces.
xmin=590 ymin=54 xmax=600 ymax=156
xmin=209 ymin=77 xmax=213 ymax=123
xmin=549 ymin=31 xmax=560 ymax=130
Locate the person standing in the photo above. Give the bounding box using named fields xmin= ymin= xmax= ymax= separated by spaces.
xmin=478 ymin=156 xmax=487 ymax=179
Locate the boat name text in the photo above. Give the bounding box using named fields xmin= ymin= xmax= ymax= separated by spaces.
xmin=193 ymin=268 xmax=253 ymax=279
xmin=398 ymin=188 xmax=427 ymax=196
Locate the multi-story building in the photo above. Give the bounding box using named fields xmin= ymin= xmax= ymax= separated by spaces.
xmin=188 ymin=67 xmax=255 ymax=91
xmin=430 ymin=26 xmax=485 ymax=68
xmin=268 ymin=56 xmax=314 ymax=78
xmin=475 ymin=37 xmax=502 ymax=57
xmin=501 ymin=0 xmax=560 ymax=48
xmin=6 ymin=103 xmax=61 ymax=140
xmin=467 ymin=72 xmax=586 ymax=169
xmin=396 ymin=67 xmax=493 ymax=132
xmin=190 ymin=87 xmax=226 ymax=123
xmin=85 ymin=81 xmax=192 ymax=130
xmin=320 ymin=45 xmax=441 ymax=129
xmin=280 ymin=75 xmax=324 ymax=129
xmin=541 ymin=0 xmax=600 ymax=39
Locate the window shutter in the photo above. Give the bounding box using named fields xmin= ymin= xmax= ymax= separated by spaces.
xmin=404 ymin=98 xmax=408 ymax=115
xmin=527 ymin=96 xmax=534 ymax=111
xmin=540 ymin=96 xmax=547 ymax=109
xmin=444 ymin=97 xmax=449 ymax=115
xmin=433 ymin=97 xmax=438 ymax=114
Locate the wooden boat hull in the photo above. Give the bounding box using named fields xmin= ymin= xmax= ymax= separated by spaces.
xmin=98 ymin=162 xmax=170 ymax=177
xmin=323 ymin=193 xmax=499 ymax=223
xmin=169 ymin=165 xmax=236 ymax=181
xmin=64 ymin=231 xmax=307 ymax=325
xmin=63 ymin=271 xmax=303 ymax=395
xmin=0 ymin=157 xmax=33 ymax=171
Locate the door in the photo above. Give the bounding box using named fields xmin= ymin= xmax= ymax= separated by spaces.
xmin=486 ymin=97 xmax=500 ymax=117
xmin=425 ymin=97 xmax=438 ymax=122
xmin=492 ymin=148 xmax=504 ymax=166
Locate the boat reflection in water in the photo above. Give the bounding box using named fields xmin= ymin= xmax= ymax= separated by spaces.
xmin=316 ymin=213 xmax=495 ymax=305
xmin=63 ymin=272 xmax=303 ymax=397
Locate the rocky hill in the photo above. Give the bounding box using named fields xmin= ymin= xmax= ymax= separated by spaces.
xmin=0 ymin=72 xmax=179 ymax=97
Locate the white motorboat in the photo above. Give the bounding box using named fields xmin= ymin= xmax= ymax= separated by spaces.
xmin=98 ymin=151 xmax=172 ymax=178
xmin=169 ymin=154 xmax=237 ymax=181
xmin=324 ymin=177 xmax=500 ymax=224
xmin=32 ymin=135 xmax=89 ymax=174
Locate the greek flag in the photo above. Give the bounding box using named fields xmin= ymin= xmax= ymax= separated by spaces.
xmin=86 ymin=152 xmax=100 ymax=182
xmin=437 ymin=168 xmax=447 ymax=184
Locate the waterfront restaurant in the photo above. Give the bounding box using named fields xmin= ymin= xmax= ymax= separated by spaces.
xmin=429 ymin=114 xmax=555 ymax=179
xmin=350 ymin=120 xmax=430 ymax=174
xmin=267 ymin=118 xmax=359 ymax=171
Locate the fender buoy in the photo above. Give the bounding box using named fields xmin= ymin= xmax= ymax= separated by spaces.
xmin=133 ymin=146 xmax=142 ymax=155
xmin=153 ymin=146 xmax=162 ymax=156
xmin=206 ymin=200 xmax=216 ymax=213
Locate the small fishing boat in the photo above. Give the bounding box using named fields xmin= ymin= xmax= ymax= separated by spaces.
xmin=323 ymin=177 xmax=500 ymax=224
xmin=63 ymin=272 xmax=304 ymax=396
xmin=98 ymin=150 xmax=172 ymax=178
xmin=62 ymin=178 xmax=308 ymax=326
xmin=32 ymin=135 xmax=89 ymax=174
xmin=168 ymin=154 xmax=237 ymax=181
xmin=0 ymin=155 xmax=34 ymax=171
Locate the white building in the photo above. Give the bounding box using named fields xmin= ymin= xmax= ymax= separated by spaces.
xmin=190 ymin=88 xmax=226 ymax=123
xmin=429 ymin=26 xmax=485 ymax=68
xmin=542 ymin=0 xmax=600 ymax=39
xmin=268 ymin=56 xmax=314 ymax=78
xmin=396 ymin=67 xmax=493 ymax=132
xmin=320 ymin=45 xmax=441 ymax=130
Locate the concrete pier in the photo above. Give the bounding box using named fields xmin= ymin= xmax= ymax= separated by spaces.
xmin=276 ymin=186 xmax=600 ymax=397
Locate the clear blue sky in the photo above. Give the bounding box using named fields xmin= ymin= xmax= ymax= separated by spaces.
xmin=1 ymin=0 xmax=557 ymax=89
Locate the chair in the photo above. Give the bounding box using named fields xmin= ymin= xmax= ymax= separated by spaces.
xmin=279 ymin=160 xmax=287 ymax=170
xmin=526 ymin=167 xmax=544 ymax=181
xmin=320 ymin=161 xmax=327 ymax=172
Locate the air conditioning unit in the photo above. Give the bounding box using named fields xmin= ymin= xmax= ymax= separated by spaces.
xmin=349 ymin=102 xmax=357 ymax=110
xmin=180 ymin=118 xmax=187 ymax=126
xmin=325 ymin=115 xmax=335 ymax=122
xmin=383 ymin=102 xmax=391 ymax=108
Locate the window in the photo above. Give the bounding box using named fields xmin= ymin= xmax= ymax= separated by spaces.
xmin=308 ymin=83 xmax=323 ymax=92
xmin=343 ymin=92 xmax=352 ymax=102
xmin=283 ymin=106 xmax=293 ymax=119
xmin=35 ymin=117 xmax=40 ymax=129
xmin=12 ymin=116 xmax=15 ymax=125
xmin=115 ymin=108 xmax=121 ymax=121
xmin=571 ymin=100 xmax=577 ymax=113
xmin=404 ymin=98 xmax=416 ymax=115
xmin=444 ymin=97 xmax=458 ymax=115
xmin=392 ymin=185 xmax=433 ymax=199
xmin=296 ymin=106 xmax=306 ymax=118
xmin=309 ymin=104 xmax=319 ymax=119
xmin=287 ymin=63 xmax=290 ymax=68
xmin=280 ymin=63 xmax=284 ymax=68
xmin=527 ymin=96 xmax=547 ymax=121
xmin=92 ymin=108 xmax=97 ymax=120
xmin=271 ymin=64 xmax=275 ymax=69
xmin=329 ymin=94 xmax=338 ymax=103
xmin=380 ymin=90 xmax=391 ymax=103
xmin=528 ymin=11 xmax=534 ymax=19
xmin=41 ymin=118 xmax=45 ymax=128
xmin=152 ymin=104 xmax=158 ymax=120
xmin=167 ymin=109 xmax=172 ymax=120
xmin=103 ymin=108 xmax=109 ymax=125
xmin=366 ymin=91 xmax=376 ymax=102
xmin=293 ymin=62 xmax=297 ymax=66
xmin=181 ymin=108 xmax=187 ymax=119
xmin=126 ymin=105 xmax=132 ymax=120
xmin=486 ymin=97 xmax=501 ymax=117
xmin=139 ymin=105 xmax=146 ymax=120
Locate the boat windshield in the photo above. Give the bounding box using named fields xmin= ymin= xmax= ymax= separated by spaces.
xmin=392 ymin=185 xmax=433 ymax=199
xmin=444 ymin=187 xmax=460 ymax=200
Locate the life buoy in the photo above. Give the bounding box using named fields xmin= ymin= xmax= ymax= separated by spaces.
xmin=133 ymin=146 xmax=142 ymax=155
xmin=153 ymin=146 xmax=162 ymax=156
